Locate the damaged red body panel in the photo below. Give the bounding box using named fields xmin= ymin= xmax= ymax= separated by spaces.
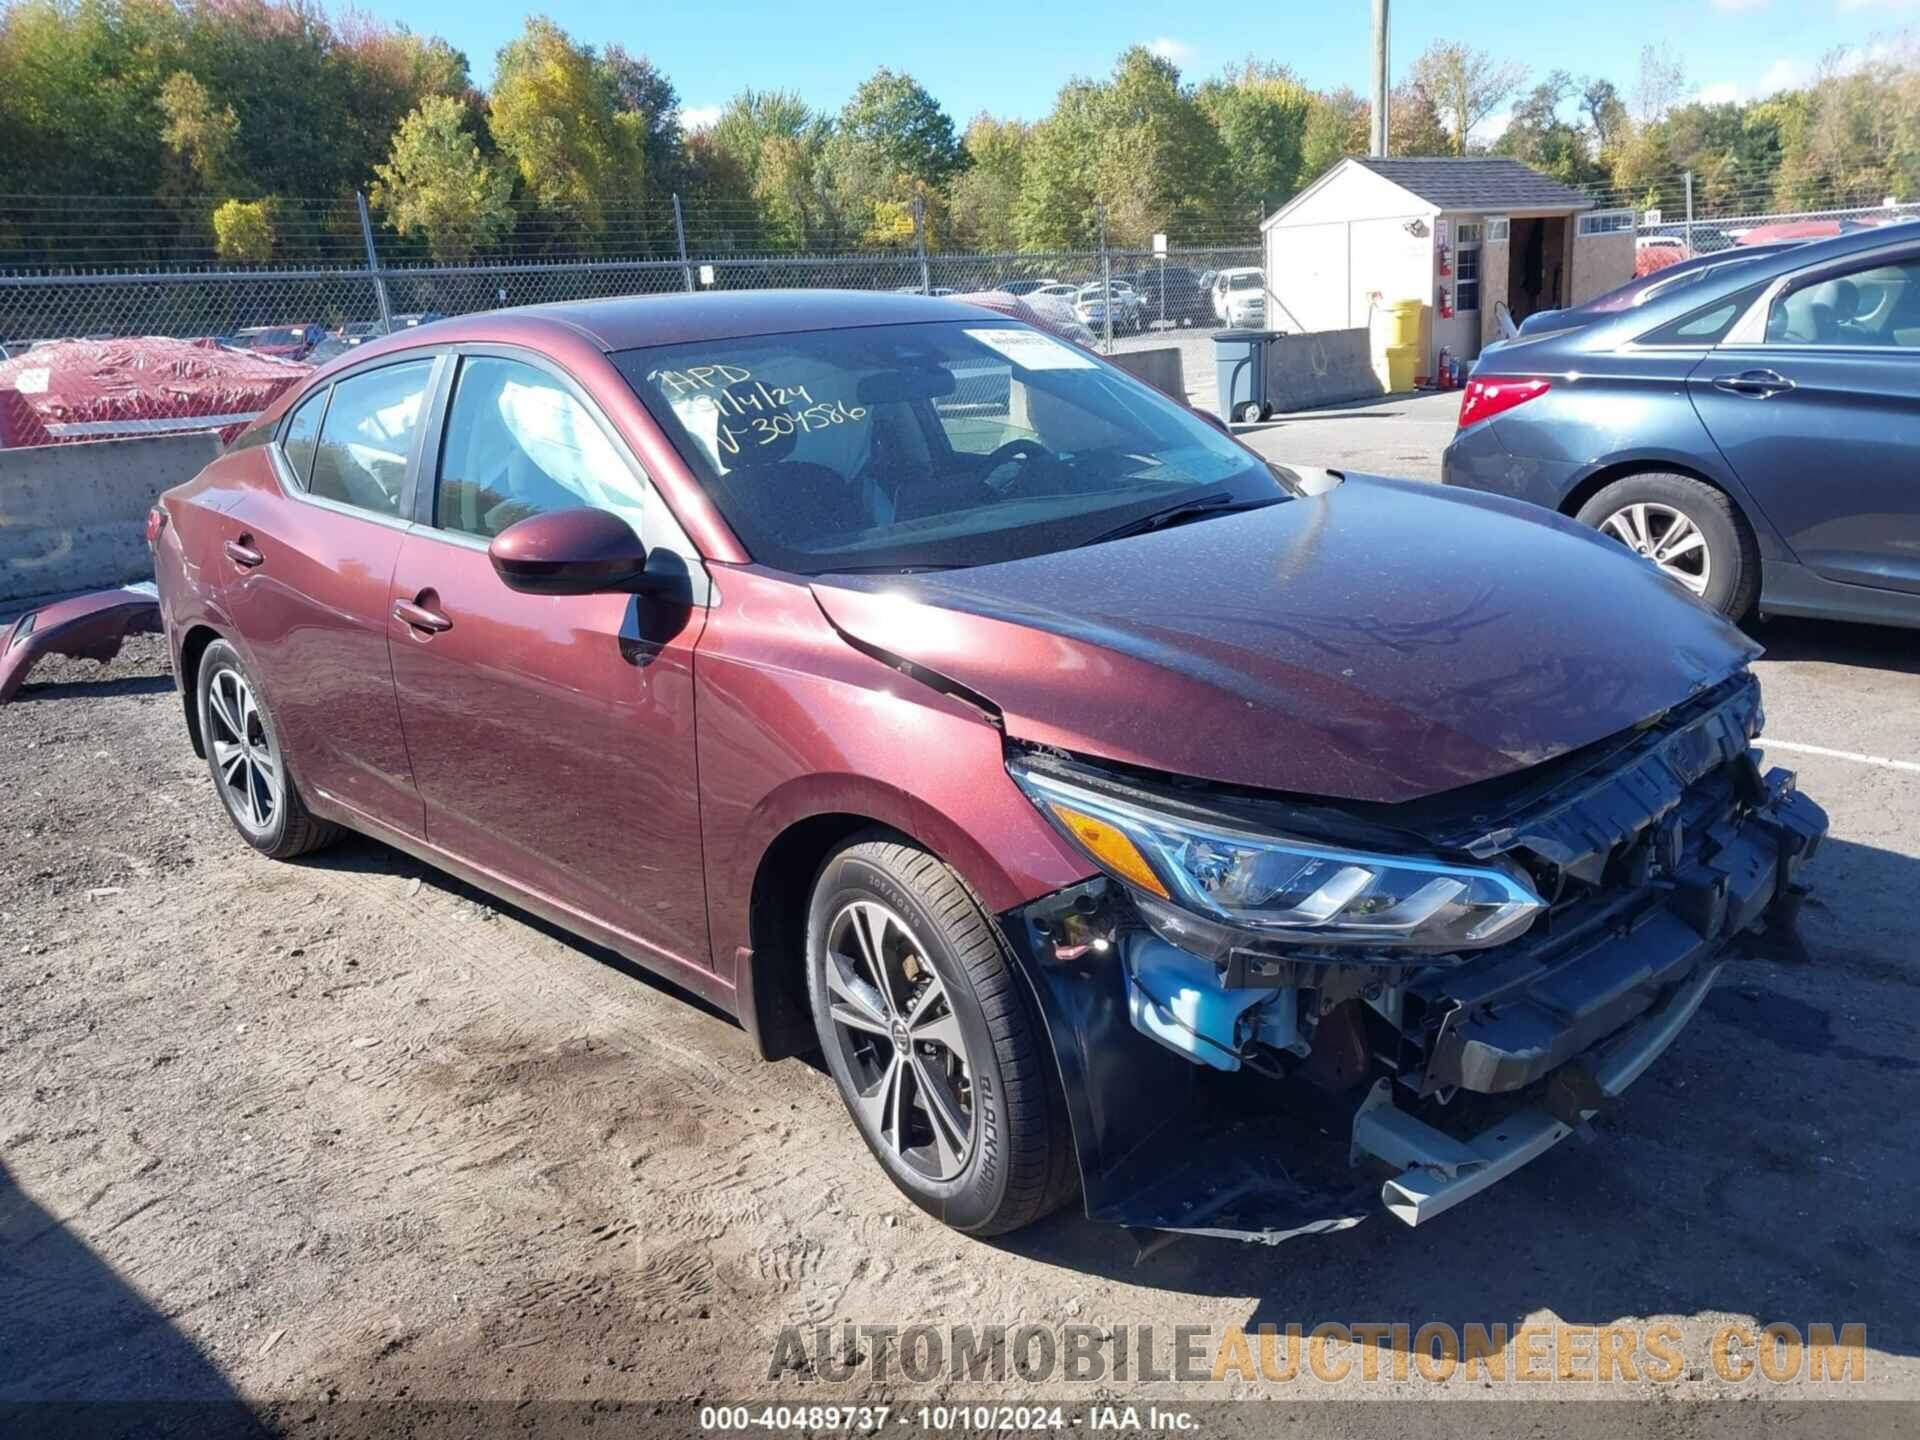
xmin=0 ymin=583 xmax=161 ymax=704
xmin=810 ymin=478 xmax=1761 ymax=804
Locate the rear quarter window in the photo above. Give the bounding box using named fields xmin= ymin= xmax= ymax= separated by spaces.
xmin=278 ymin=388 xmax=328 ymax=486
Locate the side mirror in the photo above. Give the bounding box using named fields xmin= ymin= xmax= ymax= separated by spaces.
xmin=1196 ymin=408 xmax=1233 ymax=435
xmin=488 ymin=507 xmax=651 ymax=596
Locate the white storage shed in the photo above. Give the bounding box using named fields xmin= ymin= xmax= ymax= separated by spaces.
xmin=1261 ymin=156 xmax=1635 ymax=379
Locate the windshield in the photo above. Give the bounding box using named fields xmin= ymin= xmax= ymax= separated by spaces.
xmin=618 ymin=320 xmax=1285 ymax=575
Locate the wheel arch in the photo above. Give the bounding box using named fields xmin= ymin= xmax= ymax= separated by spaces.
xmin=732 ymin=773 xmax=1065 ymax=1062
xmin=176 ymin=622 xmax=224 ymax=757
xmin=740 ymin=810 xmax=894 ymax=1062
xmin=1558 ymin=457 xmax=1743 ymax=522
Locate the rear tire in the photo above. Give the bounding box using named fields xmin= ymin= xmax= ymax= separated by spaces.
xmin=196 ymin=639 xmax=341 ymax=860
xmin=1575 ymin=472 xmax=1760 ymax=620
xmin=806 ymin=833 xmax=1077 ymax=1236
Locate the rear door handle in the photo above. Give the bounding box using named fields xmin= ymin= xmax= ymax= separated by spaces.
xmin=224 ymin=537 xmax=264 ymax=568
xmin=1711 ymin=369 xmax=1795 ymax=397
xmin=392 ymin=599 xmax=452 ymax=633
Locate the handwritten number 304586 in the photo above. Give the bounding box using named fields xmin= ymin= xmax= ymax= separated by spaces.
xmin=719 ymin=400 xmax=868 ymax=454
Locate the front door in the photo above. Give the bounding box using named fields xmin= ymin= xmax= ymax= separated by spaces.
xmin=1689 ymin=247 xmax=1920 ymax=595
xmin=220 ymin=355 xmax=441 ymax=837
xmin=385 ymin=350 xmax=713 ymax=970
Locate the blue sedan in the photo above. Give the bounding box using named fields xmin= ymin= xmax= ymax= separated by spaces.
xmin=1443 ymin=226 xmax=1920 ymax=627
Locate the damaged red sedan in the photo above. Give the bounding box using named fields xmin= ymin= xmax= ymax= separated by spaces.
xmin=150 ymin=292 xmax=1826 ymax=1243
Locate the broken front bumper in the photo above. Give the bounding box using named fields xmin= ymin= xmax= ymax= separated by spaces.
xmin=0 ymin=582 xmax=162 ymax=705
xmin=1001 ymin=714 xmax=1828 ymax=1246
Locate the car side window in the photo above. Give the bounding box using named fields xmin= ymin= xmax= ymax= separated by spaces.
xmin=1766 ymin=258 xmax=1920 ymax=348
xmin=309 ymin=360 xmax=433 ymax=517
xmin=434 ymin=356 xmax=646 ymax=539
xmin=279 ymin=388 xmax=327 ymax=487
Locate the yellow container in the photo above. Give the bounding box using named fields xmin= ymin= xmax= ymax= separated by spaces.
xmin=1384 ymin=344 xmax=1418 ymax=393
xmin=1383 ymin=299 xmax=1425 ymax=349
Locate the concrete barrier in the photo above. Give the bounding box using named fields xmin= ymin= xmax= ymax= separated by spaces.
xmin=1106 ymin=346 xmax=1185 ymax=400
xmin=1 ymin=432 xmax=220 ymax=603
xmin=1265 ymin=327 xmax=1384 ymax=410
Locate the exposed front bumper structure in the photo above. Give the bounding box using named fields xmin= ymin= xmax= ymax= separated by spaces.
xmin=1353 ymin=956 xmax=1722 ymax=1227
xmin=1001 ymin=674 xmax=1828 ymax=1246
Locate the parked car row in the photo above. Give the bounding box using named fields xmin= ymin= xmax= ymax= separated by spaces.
xmin=1450 ymin=224 xmax=1920 ymax=630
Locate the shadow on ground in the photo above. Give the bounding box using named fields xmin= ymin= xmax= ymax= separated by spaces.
xmin=1748 ymin=614 xmax=1920 ymax=676
xmin=0 ymin=1161 xmax=269 ymax=1434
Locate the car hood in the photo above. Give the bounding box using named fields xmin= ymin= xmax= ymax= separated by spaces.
xmin=808 ymin=476 xmax=1761 ymax=804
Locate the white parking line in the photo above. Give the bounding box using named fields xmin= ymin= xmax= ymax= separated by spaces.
xmin=1764 ymin=739 xmax=1920 ymax=775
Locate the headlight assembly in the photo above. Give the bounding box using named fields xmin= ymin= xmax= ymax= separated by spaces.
xmin=1011 ymin=762 xmax=1544 ymax=952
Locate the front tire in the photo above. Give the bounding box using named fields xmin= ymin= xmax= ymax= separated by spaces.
xmin=196 ymin=639 xmax=340 ymax=859
xmin=1575 ymin=472 xmax=1759 ymax=619
xmin=806 ymin=834 xmax=1076 ymax=1236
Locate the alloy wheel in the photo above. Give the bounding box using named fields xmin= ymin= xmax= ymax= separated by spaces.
xmin=822 ymin=900 xmax=974 ymax=1181
xmin=207 ymin=667 xmax=280 ymax=832
xmin=1599 ymin=502 xmax=1713 ymax=596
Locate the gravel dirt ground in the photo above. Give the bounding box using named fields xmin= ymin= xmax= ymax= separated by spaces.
xmin=3 ymin=589 xmax=1917 ymax=1428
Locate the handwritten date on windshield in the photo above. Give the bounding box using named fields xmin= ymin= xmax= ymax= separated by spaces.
xmin=648 ymin=363 xmax=868 ymax=455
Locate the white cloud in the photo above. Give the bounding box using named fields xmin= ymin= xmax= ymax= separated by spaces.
xmin=1760 ymin=56 xmax=1818 ymax=90
xmin=681 ymin=104 xmax=723 ymax=132
xmin=1144 ymin=36 xmax=1193 ymax=62
xmin=1693 ymin=53 xmax=1827 ymax=104
xmin=1711 ymin=0 xmax=1768 ymax=11
xmin=1473 ymin=109 xmax=1513 ymax=142
xmin=1837 ymin=0 xmax=1920 ymax=11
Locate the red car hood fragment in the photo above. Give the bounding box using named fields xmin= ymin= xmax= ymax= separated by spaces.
xmin=0 ymin=582 xmax=162 ymax=705
xmin=809 ymin=477 xmax=1761 ymax=805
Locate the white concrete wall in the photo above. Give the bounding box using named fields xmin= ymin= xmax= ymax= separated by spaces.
xmin=1 ymin=432 xmax=220 ymax=603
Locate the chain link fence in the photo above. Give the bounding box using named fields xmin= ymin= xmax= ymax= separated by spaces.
xmin=0 ymin=207 xmax=1263 ymax=442
xmin=0 ymin=250 xmax=1265 ymax=350
xmin=1635 ymin=199 xmax=1920 ymax=258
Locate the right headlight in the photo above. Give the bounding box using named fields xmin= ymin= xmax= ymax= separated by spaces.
xmin=1011 ymin=762 xmax=1544 ymax=952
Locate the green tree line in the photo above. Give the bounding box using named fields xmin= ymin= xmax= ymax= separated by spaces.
xmin=1 ymin=0 xmax=1916 ymax=266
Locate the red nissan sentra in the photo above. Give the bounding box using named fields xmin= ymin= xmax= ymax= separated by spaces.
xmin=150 ymin=292 xmax=1826 ymax=1244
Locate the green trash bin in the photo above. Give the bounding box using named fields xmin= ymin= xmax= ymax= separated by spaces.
xmin=1213 ymin=328 xmax=1279 ymax=423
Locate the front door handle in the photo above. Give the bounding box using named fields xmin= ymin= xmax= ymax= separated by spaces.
xmin=1711 ymin=368 xmax=1795 ymax=397
xmin=224 ymin=537 xmax=264 ymax=568
xmin=392 ymin=598 xmax=452 ymax=633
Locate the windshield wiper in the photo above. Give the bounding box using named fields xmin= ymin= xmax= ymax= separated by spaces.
xmin=1077 ymin=492 xmax=1278 ymax=548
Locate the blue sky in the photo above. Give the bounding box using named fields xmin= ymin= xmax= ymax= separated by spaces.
xmin=391 ymin=0 xmax=1915 ymax=128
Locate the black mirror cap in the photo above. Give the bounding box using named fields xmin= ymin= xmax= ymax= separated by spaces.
xmin=488 ymin=507 xmax=651 ymax=596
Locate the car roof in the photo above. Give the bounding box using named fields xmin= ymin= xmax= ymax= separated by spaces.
xmin=344 ymin=290 xmax=1002 ymax=358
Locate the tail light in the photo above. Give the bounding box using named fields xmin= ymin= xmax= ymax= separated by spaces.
xmin=1458 ymin=377 xmax=1551 ymax=429
xmin=145 ymin=505 xmax=168 ymax=549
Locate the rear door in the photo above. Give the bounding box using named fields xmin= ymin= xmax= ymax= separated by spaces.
xmin=1688 ymin=244 xmax=1920 ymax=594
xmin=219 ymin=353 xmax=442 ymax=836
xmin=385 ymin=347 xmax=714 ymax=970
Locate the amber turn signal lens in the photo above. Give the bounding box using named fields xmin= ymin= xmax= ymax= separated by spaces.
xmin=1047 ymin=802 xmax=1171 ymax=899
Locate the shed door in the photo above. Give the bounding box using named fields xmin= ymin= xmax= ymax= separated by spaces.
xmin=1267 ymin=221 xmax=1347 ymax=333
